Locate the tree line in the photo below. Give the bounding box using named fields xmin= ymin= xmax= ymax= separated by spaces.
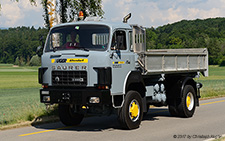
xmin=1 ymin=17 xmax=225 ymax=65
xmin=146 ymin=17 xmax=225 ymax=65
xmin=0 ymin=26 xmax=48 ymax=65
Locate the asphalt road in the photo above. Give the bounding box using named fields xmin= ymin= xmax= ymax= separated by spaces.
xmin=1 ymin=97 xmax=225 ymax=141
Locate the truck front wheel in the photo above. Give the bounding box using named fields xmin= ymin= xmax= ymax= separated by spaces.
xmin=118 ymin=91 xmax=143 ymax=129
xmin=59 ymin=104 xmax=84 ymax=126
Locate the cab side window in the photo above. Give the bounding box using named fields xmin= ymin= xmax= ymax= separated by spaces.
xmin=111 ymin=31 xmax=127 ymax=50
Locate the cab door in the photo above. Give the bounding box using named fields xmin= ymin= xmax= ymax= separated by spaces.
xmin=110 ymin=30 xmax=135 ymax=95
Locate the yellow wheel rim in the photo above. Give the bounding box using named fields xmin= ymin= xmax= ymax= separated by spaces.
xmin=186 ymin=92 xmax=194 ymax=111
xmin=129 ymin=100 xmax=140 ymax=122
xmin=186 ymin=95 xmax=191 ymax=108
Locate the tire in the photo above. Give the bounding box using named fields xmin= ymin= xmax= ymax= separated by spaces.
xmin=143 ymin=104 xmax=150 ymax=117
xmin=168 ymin=82 xmax=180 ymax=117
xmin=59 ymin=104 xmax=84 ymax=126
xmin=118 ymin=91 xmax=143 ymax=129
xmin=168 ymin=105 xmax=179 ymax=117
xmin=177 ymin=85 xmax=196 ymax=118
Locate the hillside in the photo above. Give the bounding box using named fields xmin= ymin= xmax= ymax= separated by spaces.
xmin=146 ymin=17 xmax=225 ymax=65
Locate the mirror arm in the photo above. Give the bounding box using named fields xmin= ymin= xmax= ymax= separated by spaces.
xmin=36 ymin=36 xmax=44 ymax=57
xmin=110 ymin=51 xmax=114 ymax=58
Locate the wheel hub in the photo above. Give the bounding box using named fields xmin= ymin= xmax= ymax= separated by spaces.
xmin=186 ymin=92 xmax=194 ymax=111
xmin=186 ymin=95 xmax=191 ymax=108
xmin=129 ymin=100 xmax=140 ymax=121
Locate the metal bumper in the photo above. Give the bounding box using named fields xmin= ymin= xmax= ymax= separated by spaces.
xmin=40 ymin=87 xmax=111 ymax=105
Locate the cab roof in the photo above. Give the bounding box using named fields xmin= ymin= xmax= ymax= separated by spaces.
xmin=51 ymin=20 xmax=132 ymax=31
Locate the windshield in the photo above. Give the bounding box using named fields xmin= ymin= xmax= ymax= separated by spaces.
xmin=45 ymin=25 xmax=110 ymax=52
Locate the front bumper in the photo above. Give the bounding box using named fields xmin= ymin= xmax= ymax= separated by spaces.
xmin=40 ymin=87 xmax=111 ymax=105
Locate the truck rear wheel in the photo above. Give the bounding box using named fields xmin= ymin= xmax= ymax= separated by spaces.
xmin=118 ymin=91 xmax=143 ymax=129
xmin=177 ymin=85 xmax=196 ymax=117
xmin=59 ymin=104 xmax=84 ymax=126
xmin=169 ymin=85 xmax=196 ymax=118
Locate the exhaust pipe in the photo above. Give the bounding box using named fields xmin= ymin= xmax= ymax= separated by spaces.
xmin=123 ymin=13 xmax=131 ymax=23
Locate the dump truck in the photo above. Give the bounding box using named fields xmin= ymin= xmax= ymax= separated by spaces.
xmin=38 ymin=14 xmax=208 ymax=129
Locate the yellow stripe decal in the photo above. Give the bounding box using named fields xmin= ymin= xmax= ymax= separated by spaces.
xmin=200 ymin=100 xmax=225 ymax=106
xmin=113 ymin=61 xmax=125 ymax=64
xmin=118 ymin=61 xmax=125 ymax=64
xmin=19 ymin=126 xmax=74 ymax=137
xmin=66 ymin=58 xmax=88 ymax=63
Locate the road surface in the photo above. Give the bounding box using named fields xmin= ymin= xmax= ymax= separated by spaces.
xmin=1 ymin=97 xmax=225 ymax=141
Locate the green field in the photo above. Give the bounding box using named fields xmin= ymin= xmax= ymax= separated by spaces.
xmin=199 ymin=66 xmax=225 ymax=98
xmin=0 ymin=64 xmax=224 ymax=127
xmin=0 ymin=64 xmax=47 ymax=127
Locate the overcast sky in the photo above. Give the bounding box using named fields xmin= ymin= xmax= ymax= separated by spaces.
xmin=1 ymin=0 xmax=225 ymax=28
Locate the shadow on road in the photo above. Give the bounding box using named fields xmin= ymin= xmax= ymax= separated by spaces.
xmin=33 ymin=108 xmax=171 ymax=132
xmin=143 ymin=108 xmax=171 ymax=121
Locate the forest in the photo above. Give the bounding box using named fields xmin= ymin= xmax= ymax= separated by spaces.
xmin=146 ymin=17 xmax=225 ymax=65
xmin=0 ymin=26 xmax=48 ymax=65
xmin=1 ymin=17 xmax=225 ymax=65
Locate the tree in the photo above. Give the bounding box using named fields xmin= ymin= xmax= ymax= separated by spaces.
xmin=146 ymin=27 xmax=157 ymax=49
xmin=0 ymin=27 xmax=48 ymax=64
xmin=41 ymin=0 xmax=104 ymax=30
xmin=14 ymin=57 xmax=20 ymax=65
xmin=41 ymin=0 xmax=50 ymax=30
xmin=29 ymin=55 xmax=41 ymax=66
xmin=207 ymin=38 xmax=222 ymax=65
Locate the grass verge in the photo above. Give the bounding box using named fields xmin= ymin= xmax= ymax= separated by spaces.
xmin=0 ymin=88 xmax=58 ymax=129
xmin=0 ymin=64 xmax=58 ymax=129
xmin=213 ymin=135 xmax=225 ymax=141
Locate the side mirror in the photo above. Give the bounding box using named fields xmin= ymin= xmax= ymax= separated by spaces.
xmin=36 ymin=46 xmax=43 ymax=57
xmin=36 ymin=36 xmax=44 ymax=57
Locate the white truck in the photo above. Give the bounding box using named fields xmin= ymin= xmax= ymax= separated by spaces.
xmin=38 ymin=14 xmax=208 ymax=129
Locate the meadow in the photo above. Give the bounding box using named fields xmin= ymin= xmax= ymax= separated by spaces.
xmin=199 ymin=66 xmax=225 ymax=98
xmin=0 ymin=64 xmax=224 ymax=127
xmin=0 ymin=64 xmax=47 ymax=127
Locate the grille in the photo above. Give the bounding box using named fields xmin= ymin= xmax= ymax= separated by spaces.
xmin=52 ymin=71 xmax=87 ymax=86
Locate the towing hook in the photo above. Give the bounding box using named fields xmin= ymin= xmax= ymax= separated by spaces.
xmin=62 ymin=93 xmax=71 ymax=101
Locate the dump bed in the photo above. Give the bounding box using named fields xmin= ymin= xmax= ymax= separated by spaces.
xmin=143 ymin=48 xmax=208 ymax=76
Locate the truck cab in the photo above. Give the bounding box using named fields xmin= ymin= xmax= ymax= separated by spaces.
xmin=39 ymin=21 xmax=137 ymax=102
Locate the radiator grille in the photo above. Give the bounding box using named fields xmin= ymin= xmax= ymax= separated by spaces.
xmin=52 ymin=71 xmax=87 ymax=86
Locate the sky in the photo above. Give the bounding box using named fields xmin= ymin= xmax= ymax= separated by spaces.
xmin=1 ymin=0 xmax=225 ymax=28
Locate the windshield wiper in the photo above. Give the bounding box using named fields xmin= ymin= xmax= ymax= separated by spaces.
xmin=53 ymin=47 xmax=58 ymax=52
xmin=76 ymin=46 xmax=89 ymax=52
